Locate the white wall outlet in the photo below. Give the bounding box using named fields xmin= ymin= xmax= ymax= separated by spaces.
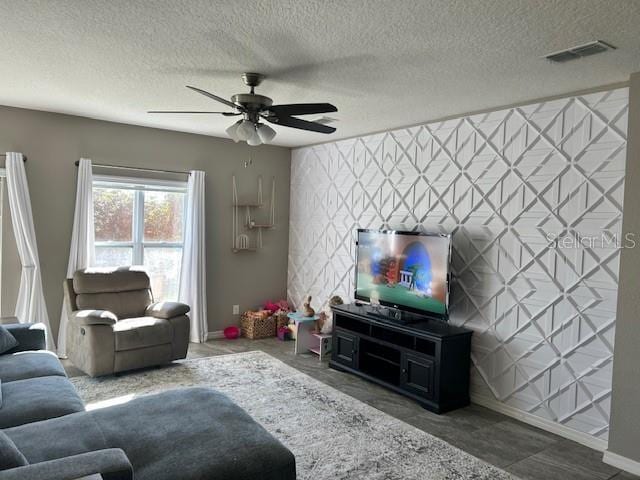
xmin=232 ymin=305 xmax=240 ymax=315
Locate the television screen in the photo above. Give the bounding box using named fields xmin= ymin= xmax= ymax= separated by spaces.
xmin=355 ymin=229 xmax=451 ymax=317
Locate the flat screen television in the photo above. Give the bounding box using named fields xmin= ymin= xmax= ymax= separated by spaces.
xmin=355 ymin=229 xmax=451 ymax=319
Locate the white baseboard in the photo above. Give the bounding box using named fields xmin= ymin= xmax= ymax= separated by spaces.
xmin=603 ymin=450 xmax=640 ymax=475
xmin=471 ymin=393 xmax=608 ymax=452
xmin=206 ymin=330 xmax=225 ymax=340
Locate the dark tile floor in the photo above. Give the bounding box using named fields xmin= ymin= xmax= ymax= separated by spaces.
xmin=63 ymin=337 xmax=638 ymax=480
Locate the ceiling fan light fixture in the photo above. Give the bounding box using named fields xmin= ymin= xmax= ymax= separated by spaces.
xmin=236 ymin=120 xmax=256 ymax=141
xmin=246 ymin=128 xmax=263 ymax=146
xmin=226 ymin=120 xmax=242 ymax=142
xmin=256 ymin=123 xmax=277 ymax=144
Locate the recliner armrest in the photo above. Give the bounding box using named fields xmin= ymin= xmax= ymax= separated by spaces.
xmin=0 ymin=448 xmax=133 ymax=480
xmin=71 ymin=310 xmax=118 ymax=326
xmin=146 ymin=301 xmax=190 ymax=319
xmin=2 ymin=323 xmax=46 ymax=352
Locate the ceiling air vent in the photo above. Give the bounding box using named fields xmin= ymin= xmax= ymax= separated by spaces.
xmin=545 ymin=40 xmax=616 ymax=63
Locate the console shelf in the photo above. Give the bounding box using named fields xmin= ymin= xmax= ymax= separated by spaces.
xmin=329 ymin=303 xmax=473 ymax=414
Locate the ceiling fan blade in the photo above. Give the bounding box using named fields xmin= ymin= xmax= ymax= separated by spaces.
xmin=265 ymin=115 xmax=336 ymax=134
xmin=186 ymin=85 xmax=240 ymax=110
xmin=269 ymin=103 xmax=337 ymax=116
xmin=148 ymin=110 xmax=240 ymax=116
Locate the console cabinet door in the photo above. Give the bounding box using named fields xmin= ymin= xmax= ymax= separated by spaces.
xmin=333 ymin=330 xmax=358 ymax=369
xmin=401 ymin=352 xmax=434 ymax=400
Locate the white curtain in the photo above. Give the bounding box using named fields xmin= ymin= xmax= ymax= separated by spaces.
xmin=57 ymin=158 xmax=95 ymax=357
xmin=5 ymin=152 xmax=54 ymax=350
xmin=178 ymin=170 xmax=207 ymax=343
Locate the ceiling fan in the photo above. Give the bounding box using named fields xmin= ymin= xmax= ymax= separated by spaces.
xmin=149 ymin=72 xmax=338 ymax=145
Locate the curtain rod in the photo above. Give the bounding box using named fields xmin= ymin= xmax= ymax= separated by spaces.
xmin=74 ymin=161 xmax=190 ymax=176
xmin=0 ymin=154 xmax=27 ymax=161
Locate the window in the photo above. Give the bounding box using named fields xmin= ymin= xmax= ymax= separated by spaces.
xmin=93 ymin=176 xmax=186 ymax=302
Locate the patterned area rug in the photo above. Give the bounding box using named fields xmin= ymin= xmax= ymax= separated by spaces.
xmin=71 ymin=351 xmax=515 ymax=480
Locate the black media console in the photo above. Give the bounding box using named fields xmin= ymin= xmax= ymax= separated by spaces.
xmin=329 ymin=303 xmax=473 ymax=413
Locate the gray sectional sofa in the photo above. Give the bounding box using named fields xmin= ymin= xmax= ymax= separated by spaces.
xmin=0 ymin=322 xmax=85 ymax=430
xmin=0 ymin=322 xmax=297 ymax=480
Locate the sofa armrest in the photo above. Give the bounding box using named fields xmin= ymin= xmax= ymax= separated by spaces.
xmin=71 ymin=310 xmax=118 ymax=326
xmin=0 ymin=448 xmax=133 ymax=480
xmin=2 ymin=323 xmax=46 ymax=352
xmin=146 ymin=301 xmax=190 ymax=319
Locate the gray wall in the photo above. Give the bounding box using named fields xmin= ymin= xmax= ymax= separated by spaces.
xmin=0 ymin=105 xmax=291 ymax=339
xmin=608 ymin=72 xmax=640 ymax=463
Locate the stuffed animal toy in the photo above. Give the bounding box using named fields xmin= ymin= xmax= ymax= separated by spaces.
xmin=264 ymin=301 xmax=280 ymax=315
xmin=276 ymin=300 xmax=291 ymax=312
xmin=301 ymin=296 xmax=315 ymax=317
xmin=316 ymin=295 xmax=344 ymax=334
xmin=264 ymin=299 xmax=292 ymax=315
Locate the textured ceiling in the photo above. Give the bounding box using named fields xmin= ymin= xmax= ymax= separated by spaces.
xmin=0 ymin=0 xmax=639 ymax=147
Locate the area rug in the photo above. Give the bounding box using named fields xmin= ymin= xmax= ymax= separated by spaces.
xmin=71 ymin=351 xmax=515 ymax=480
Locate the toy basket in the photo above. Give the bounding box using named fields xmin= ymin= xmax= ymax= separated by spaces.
xmin=240 ymin=310 xmax=276 ymax=339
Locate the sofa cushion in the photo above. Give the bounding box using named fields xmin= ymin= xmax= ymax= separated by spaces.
xmin=1 ymin=323 xmax=46 ymax=353
xmin=5 ymin=411 xmax=108 ymax=466
xmin=0 ymin=325 xmax=19 ymax=354
xmin=113 ymin=317 xmax=173 ymax=351
xmin=0 ymin=351 xmax=67 ymax=383
xmin=0 ymin=430 xmax=27 ymax=471
xmin=7 ymin=388 xmax=296 ymax=480
xmin=73 ymin=267 xmax=150 ymax=294
xmin=0 ymin=376 xmax=85 ymax=428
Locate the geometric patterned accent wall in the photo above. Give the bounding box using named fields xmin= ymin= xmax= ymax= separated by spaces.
xmin=288 ymin=88 xmax=628 ymax=442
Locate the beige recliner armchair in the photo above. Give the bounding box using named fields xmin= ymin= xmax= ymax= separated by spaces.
xmin=63 ymin=267 xmax=190 ymax=377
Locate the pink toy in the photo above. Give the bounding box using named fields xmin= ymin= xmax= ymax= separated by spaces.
xmin=223 ymin=326 xmax=240 ymax=339
xmin=277 ymin=326 xmax=292 ymax=341
xmin=264 ymin=301 xmax=280 ymax=314
xmin=264 ymin=299 xmax=292 ymax=315
xmin=276 ymin=299 xmax=291 ymax=312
